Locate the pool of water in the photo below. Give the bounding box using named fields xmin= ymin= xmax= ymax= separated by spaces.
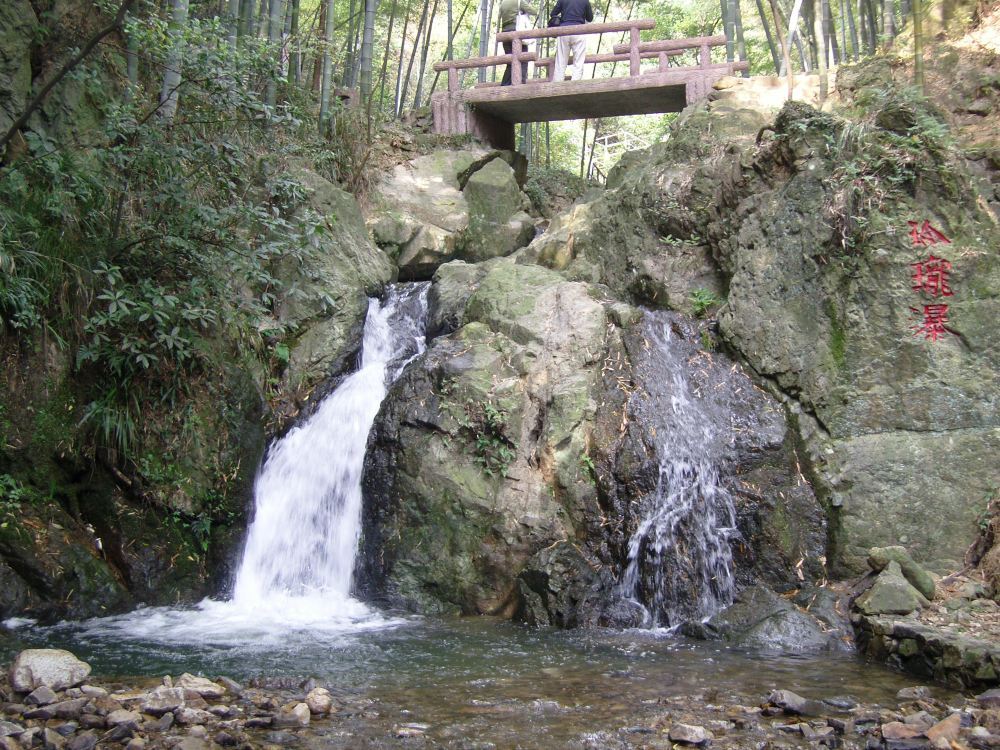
xmin=0 ymin=608 xmax=953 ymax=748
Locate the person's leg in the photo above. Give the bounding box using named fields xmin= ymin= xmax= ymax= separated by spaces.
xmin=553 ymin=36 xmax=570 ymax=81
xmin=569 ymin=34 xmax=587 ymax=80
xmin=501 ymin=39 xmax=513 ymax=85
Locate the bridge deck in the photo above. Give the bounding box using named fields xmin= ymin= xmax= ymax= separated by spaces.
xmin=431 ymin=24 xmax=746 ymax=149
xmin=457 ymin=69 xmax=735 ymax=123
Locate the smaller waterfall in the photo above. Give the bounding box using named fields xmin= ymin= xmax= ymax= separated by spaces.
xmin=234 ymin=283 xmax=429 ymax=615
xmin=620 ymin=313 xmax=738 ymax=629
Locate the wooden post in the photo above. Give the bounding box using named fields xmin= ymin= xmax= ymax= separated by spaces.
xmin=629 ymin=25 xmax=641 ymax=76
xmin=447 ymin=67 xmax=457 ymax=91
xmin=512 ymin=37 xmax=523 ymax=84
xmin=658 ymin=51 xmax=668 ymax=70
xmin=700 ymin=43 xmax=710 ymax=67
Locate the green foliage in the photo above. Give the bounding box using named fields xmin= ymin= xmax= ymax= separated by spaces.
xmin=464 ymin=399 xmax=516 ymax=478
xmin=0 ymin=474 xmax=43 ymax=526
xmin=690 ymin=288 xmax=724 ymax=318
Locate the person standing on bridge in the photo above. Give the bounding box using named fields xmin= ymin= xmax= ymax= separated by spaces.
xmin=498 ymin=0 xmax=538 ymax=86
xmin=549 ymin=0 xmax=593 ymax=82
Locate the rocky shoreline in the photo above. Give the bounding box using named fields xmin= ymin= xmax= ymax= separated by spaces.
xmin=3 ymin=648 xmax=1000 ymax=749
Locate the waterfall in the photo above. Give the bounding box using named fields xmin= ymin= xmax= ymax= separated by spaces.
xmin=620 ymin=312 xmax=738 ymax=629
xmin=233 ymin=283 xmax=429 ymax=614
xmin=35 ymin=284 xmax=428 ymax=645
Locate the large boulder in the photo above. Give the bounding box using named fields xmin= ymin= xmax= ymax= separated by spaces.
xmin=689 ymin=585 xmax=843 ymax=652
xmin=854 ymin=561 xmax=931 ymax=616
xmin=9 ymin=650 xmax=91 ymax=692
xmin=368 ymin=149 xmax=535 ymax=280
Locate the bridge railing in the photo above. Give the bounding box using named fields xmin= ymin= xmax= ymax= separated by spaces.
xmin=433 ymin=19 xmax=658 ymax=89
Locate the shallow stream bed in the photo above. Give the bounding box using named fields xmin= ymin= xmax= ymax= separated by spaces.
xmin=0 ymin=612 xmax=961 ymax=749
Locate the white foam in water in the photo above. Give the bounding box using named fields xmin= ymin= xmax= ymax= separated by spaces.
xmin=47 ymin=285 xmax=429 ymax=647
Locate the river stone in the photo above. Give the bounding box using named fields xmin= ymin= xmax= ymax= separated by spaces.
xmin=66 ymin=733 xmax=97 ymax=750
xmin=174 ymin=674 xmax=225 ymax=699
xmin=868 ymin=546 xmax=937 ymax=601
xmin=25 ymin=686 xmax=58 ymax=706
xmin=882 ymin=721 xmax=925 ymax=740
xmin=926 ymin=713 xmax=961 ymax=744
xmin=106 ymin=709 xmax=141 ymax=727
xmin=173 ymin=707 xmax=213 ymax=725
xmin=273 ymin=703 xmax=310 ymax=728
xmin=140 ymin=686 xmax=186 ymax=716
xmin=41 ymin=728 xmax=65 ymax=750
xmin=696 ymin=586 xmax=837 ymax=653
xmin=855 ymin=562 xmax=930 ymax=616
xmin=9 ymin=650 xmax=91 ymax=692
xmin=0 ymin=722 xmax=24 ymax=738
xmin=979 ymin=689 xmax=1000 ymax=709
xmin=668 ymin=723 xmax=713 ymax=745
xmin=52 ymin=698 xmax=88 ymax=719
xmin=767 ymin=690 xmax=827 ymax=717
xmin=305 ymin=688 xmax=333 ymax=715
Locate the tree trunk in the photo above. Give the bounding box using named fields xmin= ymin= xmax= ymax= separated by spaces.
xmin=344 ymin=0 xmax=358 ymax=85
xmin=478 ymin=0 xmax=489 ymax=82
xmin=319 ymin=0 xmax=335 ymax=131
xmin=783 ymin=0 xmax=806 ymax=93
xmin=721 ymin=0 xmax=735 ymax=62
xmin=226 ymin=0 xmax=241 ymax=45
xmin=394 ymin=0 xmax=413 ymax=114
xmin=460 ymin=2 xmax=480 ymax=87
xmin=428 ymin=0 xmax=473 ymax=101
xmin=398 ymin=0 xmax=431 ymax=115
xmin=882 ymin=0 xmax=896 ymax=46
xmin=377 ymin=0 xmax=400 ymax=111
xmin=446 ymin=0 xmax=453 ymax=60
xmin=312 ymin=2 xmax=326 ymax=90
xmin=912 ymin=0 xmax=924 ymax=90
xmin=255 ymin=0 xmax=267 ymax=36
xmin=756 ymin=0 xmax=782 ymax=72
xmin=264 ymin=0 xmax=283 ymax=107
xmin=813 ymin=0 xmax=827 ymax=100
xmin=125 ymin=26 xmax=139 ymax=101
xmin=863 ymin=0 xmax=878 ymax=51
xmin=159 ymin=0 xmax=190 ymax=122
xmin=845 ymin=0 xmax=859 ymax=58
xmin=413 ymin=0 xmax=439 ymax=109
xmin=733 ymin=0 xmax=748 ymax=74
xmin=359 ymin=0 xmax=377 ymax=99
xmin=824 ymin=0 xmax=840 ymax=64
xmin=287 ymin=0 xmax=301 ymax=85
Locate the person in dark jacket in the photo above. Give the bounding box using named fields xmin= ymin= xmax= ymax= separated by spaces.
xmin=549 ymin=0 xmax=593 ymax=81
xmin=498 ymin=0 xmax=538 ymax=85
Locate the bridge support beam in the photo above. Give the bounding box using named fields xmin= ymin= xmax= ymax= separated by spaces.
xmin=432 ymin=94 xmax=515 ymax=150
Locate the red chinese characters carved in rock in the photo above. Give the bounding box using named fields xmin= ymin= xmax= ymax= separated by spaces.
xmin=908 ymin=220 xmax=951 ymax=247
xmin=910 ymin=255 xmax=953 ymax=298
xmin=912 ymin=304 xmax=953 ymax=342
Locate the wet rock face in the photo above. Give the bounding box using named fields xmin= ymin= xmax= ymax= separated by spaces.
xmin=602 ymin=313 xmax=826 ymax=624
xmin=519 ymin=89 xmax=1000 ymax=578
xmin=360 ymin=259 xmax=824 ymax=627
xmin=359 ymin=260 xmax=629 ymax=619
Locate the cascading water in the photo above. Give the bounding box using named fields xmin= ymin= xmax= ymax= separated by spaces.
xmin=39 ymin=284 xmax=429 ymax=646
xmin=620 ymin=311 xmax=738 ymax=629
xmin=233 ymin=282 xmax=429 ymax=613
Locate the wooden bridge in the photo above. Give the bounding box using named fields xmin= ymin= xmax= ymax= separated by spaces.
xmin=431 ymin=21 xmax=748 ymax=150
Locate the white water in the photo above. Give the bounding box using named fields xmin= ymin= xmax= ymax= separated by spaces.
xmin=12 ymin=285 xmax=429 ymax=647
xmin=620 ymin=314 xmax=737 ymax=629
